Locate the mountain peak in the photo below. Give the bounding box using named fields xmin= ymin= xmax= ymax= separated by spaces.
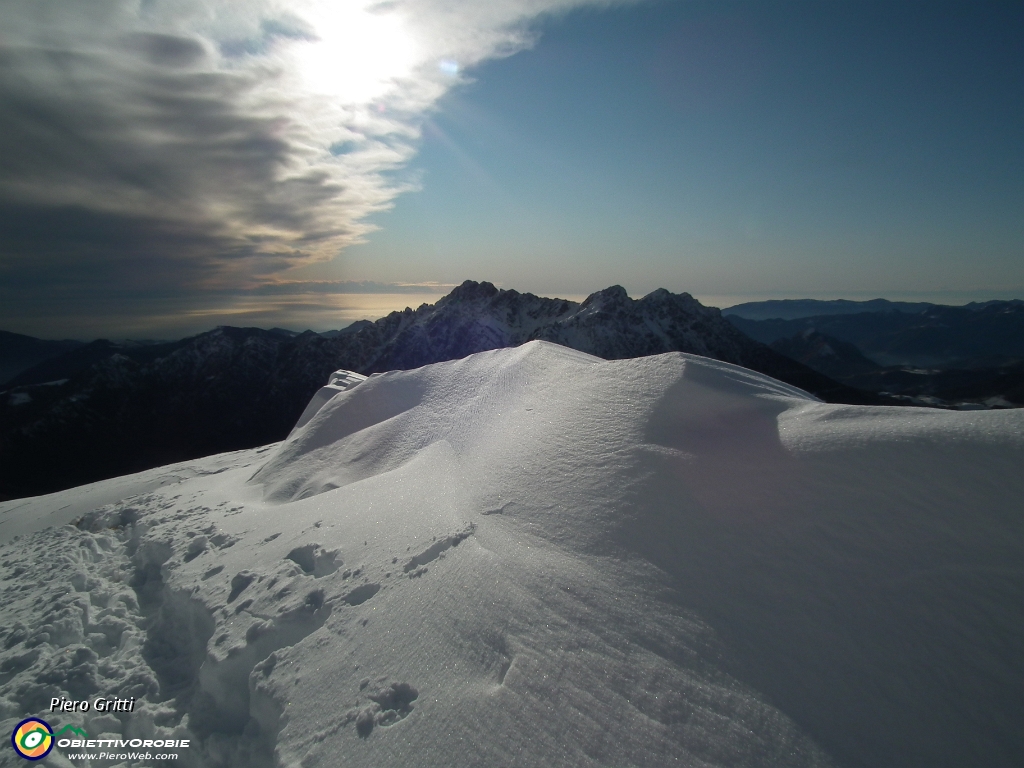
xmin=580 ymin=285 xmax=629 ymax=310
xmin=640 ymin=287 xmax=703 ymax=310
xmin=644 ymin=287 xmax=672 ymax=300
xmin=442 ymin=280 xmax=500 ymax=303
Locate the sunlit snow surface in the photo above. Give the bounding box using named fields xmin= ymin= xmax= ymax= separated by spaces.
xmin=1 ymin=341 xmax=1022 ymax=768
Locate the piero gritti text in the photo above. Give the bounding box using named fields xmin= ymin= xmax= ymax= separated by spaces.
xmin=50 ymin=696 xmax=137 ymax=713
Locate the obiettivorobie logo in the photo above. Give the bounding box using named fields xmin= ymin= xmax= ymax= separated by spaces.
xmin=11 ymin=721 xmax=91 ymax=760
xmin=11 ymin=718 xmax=190 ymax=761
xmin=11 ymin=719 xmax=54 ymax=760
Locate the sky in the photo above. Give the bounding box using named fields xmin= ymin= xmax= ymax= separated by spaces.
xmin=1 ymin=0 xmax=1022 ymax=339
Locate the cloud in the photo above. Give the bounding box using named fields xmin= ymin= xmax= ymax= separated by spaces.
xmin=0 ymin=0 xmax=635 ymax=333
xmin=250 ymin=280 xmax=459 ymax=294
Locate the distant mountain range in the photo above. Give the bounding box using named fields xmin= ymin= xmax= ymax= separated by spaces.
xmin=724 ymin=299 xmax=1024 ymax=409
xmin=723 ymin=297 xmax=1021 ymax=321
xmin=727 ymin=301 xmax=1024 ymax=367
xmin=1 ymin=281 xmax=885 ymax=500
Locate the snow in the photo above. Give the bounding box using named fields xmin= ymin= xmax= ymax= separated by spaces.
xmin=0 ymin=340 xmax=1021 ymax=768
xmin=290 ymin=370 xmax=369 ymax=435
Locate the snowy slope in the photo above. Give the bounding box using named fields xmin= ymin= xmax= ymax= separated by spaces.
xmin=1 ymin=341 xmax=1022 ymax=768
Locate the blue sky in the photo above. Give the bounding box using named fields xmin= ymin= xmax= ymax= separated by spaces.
xmin=1 ymin=0 xmax=1021 ymax=337
xmin=337 ymin=0 xmax=1024 ymax=304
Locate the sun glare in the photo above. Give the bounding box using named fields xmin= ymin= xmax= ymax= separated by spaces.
xmin=290 ymin=2 xmax=419 ymax=104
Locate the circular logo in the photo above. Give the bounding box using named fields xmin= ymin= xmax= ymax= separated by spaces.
xmin=11 ymin=718 xmax=53 ymax=760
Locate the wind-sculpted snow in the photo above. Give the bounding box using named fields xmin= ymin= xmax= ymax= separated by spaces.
xmin=0 ymin=341 xmax=1022 ymax=768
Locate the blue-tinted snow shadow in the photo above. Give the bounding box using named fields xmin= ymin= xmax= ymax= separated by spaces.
xmin=624 ymin=369 xmax=1024 ymax=768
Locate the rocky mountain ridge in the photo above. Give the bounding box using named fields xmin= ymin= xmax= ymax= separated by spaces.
xmin=1 ymin=281 xmax=881 ymax=500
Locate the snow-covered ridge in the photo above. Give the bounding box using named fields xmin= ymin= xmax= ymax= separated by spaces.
xmin=3 ymin=281 xmax=875 ymax=502
xmin=289 ymin=369 xmax=369 ymax=435
xmin=0 ymin=341 xmax=1021 ymax=768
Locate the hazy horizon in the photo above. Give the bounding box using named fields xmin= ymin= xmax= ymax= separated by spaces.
xmin=5 ymin=283 xmax=1021 ymax=342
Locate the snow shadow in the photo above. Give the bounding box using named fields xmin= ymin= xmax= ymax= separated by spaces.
xmin=129 ymin=535 xmax=331 ymax=768
xmin=254 ymin=371 xmax=430 ymax=502
xmin=631 ymin=366 xmax=1024 ymax=768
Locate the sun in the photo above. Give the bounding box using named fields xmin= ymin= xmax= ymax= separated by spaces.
xmin=289 ymin=1 xmax=420 ymax=104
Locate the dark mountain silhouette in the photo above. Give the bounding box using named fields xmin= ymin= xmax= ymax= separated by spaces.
xmin=727 ymin=301 xmax=1024 ymax=409
xmin=0 ymin=330 xmax=84 ymax=386
xmin=770 ymin=330 xmax=883 ymax=379
xmin=727 ymin=301 xmax=1024 ymax=368
xmin=723 ymin=298 xmax=940 ymax=321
